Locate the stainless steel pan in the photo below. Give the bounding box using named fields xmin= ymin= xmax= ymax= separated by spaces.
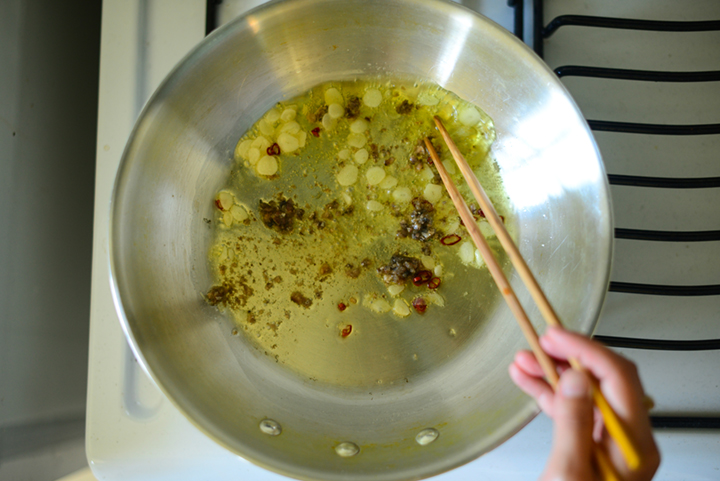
xmin=110 ymin=0 xmax=612 ymax=479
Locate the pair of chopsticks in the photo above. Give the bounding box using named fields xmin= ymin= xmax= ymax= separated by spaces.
xmin=426 ymin=117 xmax=642 ymax=481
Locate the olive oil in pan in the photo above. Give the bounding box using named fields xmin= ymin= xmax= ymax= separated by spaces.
xmin=207 ymin=78 xmax=513 ymax=389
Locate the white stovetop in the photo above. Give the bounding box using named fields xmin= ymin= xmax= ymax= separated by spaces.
xmin=86 ymin=1 xmax=720 ymax=480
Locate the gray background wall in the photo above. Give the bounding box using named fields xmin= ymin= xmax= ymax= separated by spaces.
xmin=0 ymin=0 xmax=101 ymax=478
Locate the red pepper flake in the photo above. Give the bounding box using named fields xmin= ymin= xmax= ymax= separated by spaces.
xmin=338 ymin=302 xmax=347 ymax=312
xmin=266 ymin=143 xmax=281 ymax=156
xmin=412 ymin=297 xmax=427 ymax=314
xmin=311 ymin=127 xmax=321 ymax=137
xmin=500 ymin=215 xmax=505 ymax=223
xmin=341 ymin=324 xmax=352 ymax=338
xmin=458 ymin=217 xmax=481 ymax=227
xmin=412 ymin=270 xmax=433 ymax=286
xmin=428 ymin=277 xmax=441 ymax=289
xmin=214 ymin=199 xmax=223 ymax=210
xmin=440 ymin=234 xmax=461 ymax=246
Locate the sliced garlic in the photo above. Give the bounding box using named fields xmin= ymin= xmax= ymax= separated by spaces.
xmin=371 ymin=299 xmax=391 ymax=313
xmin=328 ymin=103 xmax=345 ymax=119
xmin=222 ymin=211 xmax=234 ymax=227
xmin=426 ymin=291 xmax=445 ymax=307
xmin=433 ymin=265 xmax=443 ymax=277
xmin=479 ymin=220 xmax=494 ymax=237
xmin=280 ymin=121 xmax=301 ymax=135
xmin=258 ymin=119 xmax=274 ymax=136
xmin=256 ymin=155 xmax=278 ymax=176
xmin=338 ymin=149 xmax=351 ymax=160
xmin=277 ymin=132 xmax=299 ymax=153
xmin=366 ymin=166 xmax=386 ymax=185
xmin=445 ymin=218 xmax=460 ymax=234
xmin=459 ymin=106 xmax=482 ymax=126
xmin=251 ymin=135 xmax=271 ymax=152
xmin=419 ymin=166 xmax=434 ymax=182
xmin=347 ymin=133 xmax=366 ymax=148
xmin=265 ymin=108 xmax=281 ymax=123
xmin=349 ymin=118 xmax=368 ymax=133
xmin=417 ymin=92 xmax=440 ymax=106
xmin=363 ymin=89 xmax=382 ymax=108
xmin=459 ymin=241 xmax=475 ymax=264
xmin=322 ymin=113 xmax=336 ymax=131
xmin=392 ymin=187 xmax=412 ymax=203
xmin=247 ymin=147 xmax=261 ymax=165
xmin=280 ymin=108 xmax=296 ymax=122
xmin=421 ymin=255 xmax=435 ymax=270
xmin=297 ymin=130 xmax=307 ymax=148
xmin=325 ymin=87 xmax=344 ymax=105
xmin=393 ymin=299 xmax=410 ymax=318
xmin=230 ymin=204 xmax=248 ymax=222
xmin=379 ymin=175 xmax=398 ymax=189
xmin=342 ymin=192 xmax=352 ymax=205
xmin=442 ymin=159 xmax=457 ymax=174
xmin=337 ymin=165 xmax=358 ymax=186
xmin=423 ymin=183 xmax=443 ymax=203
xmin=387 ymin=284 xmax=405 ymax=297
xmin=218 ymin=246 xmax=229 ymax=263
xmin=234 ymin=139 xmax=253 ymax=160
xmin=354 ymin=148 xmax=369 ymax=164
xmin=452 ymin=126 xmax=473 ymax=140
xmin=366 ymin=200 xmax=383 ymax=212
xmin=217 ymin=191 xmax=234 ymax=210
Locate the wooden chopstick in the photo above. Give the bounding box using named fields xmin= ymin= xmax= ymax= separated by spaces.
xmin=422 ymin=138 xmax=559 ymax=386
xmin=430 ymin=116 xmax=642 ymax=473
xmin=423 ymin=137 xmax=619 ymax=481
xmin=423 ymin=134 xmax=622 ymax=481
xmin=424 ymin=136 xmax=620 ymax=481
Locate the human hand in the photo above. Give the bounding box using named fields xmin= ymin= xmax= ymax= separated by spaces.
xmin=509 ymin=327 xmax=660 ymax=481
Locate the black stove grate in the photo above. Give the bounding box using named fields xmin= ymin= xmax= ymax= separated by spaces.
xmin=522 ymin=0 xmax=720 ymax=428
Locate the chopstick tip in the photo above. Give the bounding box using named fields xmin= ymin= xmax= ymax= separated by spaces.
xmin=423 ymin=137 xmax=434 ymax=152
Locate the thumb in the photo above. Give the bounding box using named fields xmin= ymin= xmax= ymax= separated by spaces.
xmin=543 ymin=369 xmax=595 ymax=481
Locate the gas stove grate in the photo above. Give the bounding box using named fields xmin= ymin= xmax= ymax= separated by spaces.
xmin=614 ymin=228 xmax=720 ymax=242
xmin=527 ymin=0 xmax=720 ymax=310
xmin=543 ymin=16 xmax=720 ymax=38
xmin=522 ymin=0 xmax=720 ymax=427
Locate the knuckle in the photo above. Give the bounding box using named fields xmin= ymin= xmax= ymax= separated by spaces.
xmin=648 ymin=445 xmax=661 ymax=471
xmin=614 ymin=353 xmax=639 ymax=375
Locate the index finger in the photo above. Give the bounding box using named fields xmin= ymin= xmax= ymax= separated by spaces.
xmin=539 ymin=327 xmax=645 ymax=420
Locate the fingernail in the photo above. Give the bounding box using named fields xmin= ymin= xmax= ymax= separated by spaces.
xmin=560 ymin=369 xmax=590 ymax=399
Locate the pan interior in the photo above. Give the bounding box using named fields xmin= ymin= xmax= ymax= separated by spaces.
xmin=206 ymin=77 xmax=516 ymax=391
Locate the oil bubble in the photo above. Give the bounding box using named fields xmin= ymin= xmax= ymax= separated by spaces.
xmin=259 ymin=419 xmax=282 ymax=436
xmin=416 ymin=428 xmax=439 ymax=446
xmin=335 ymin=442 xmax=359 ymax=457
